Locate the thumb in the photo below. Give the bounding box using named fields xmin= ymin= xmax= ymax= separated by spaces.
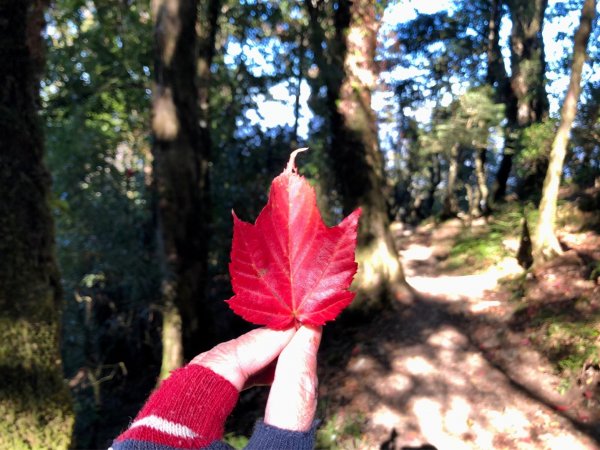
xmin=264 ymin=325 xmax=322 ymax=432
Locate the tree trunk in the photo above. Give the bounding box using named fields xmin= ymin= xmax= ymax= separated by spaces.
xmin=197 ymin=0 xmax=220 ymax=150
xmin=307 ymin=0 xmax=409 ymax=310
xmin=441 ymin=144 xmax=460 ymax=219
xmin=491 ymin=143 xmax=514 ymax=202
xmin=152 ymin=0 xmax=215 ymax=379
xmin=492 ymin=0 xmax=549 ymax=201
xmin=474 ymin=148 xmax=489 ymax=215
xmin=422 ymin=153 xmax=441 ymax=218
xmin=486 ymin=0 xmax=509 ymax=96
xmin=292 ymin=33 xmax=306 ymax=148
xmin=0 ymin=2 xmax=74 ymax=447
xmin=533 ymin=0 xmax=595 ymax=263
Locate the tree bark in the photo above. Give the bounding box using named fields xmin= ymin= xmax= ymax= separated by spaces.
xmin=197 ymin=0 xmax=220 ymax=150
xmin=0 ymin=2 xmax=74 ymax=447
xmin=486 ymin=0 xmax=509 ymax=96
xmin=307 ymin=0 xmax=409 ymax=310
xmin=474 ymin=148 xmax=489 ymax=215
xmin=292 ymin=33 xmax=306 ymax=148
xmin=492 ymin=0 xmax=549 ymax=202
xmin=441 ymin=144 xmax=460 ymax=219
xmin=422 ymin=153 xmax=442 ymax=219
xmin=533 ymin=0 xmax=595 ymax=263
xmin=152 ymin=0 xmax=215 ymax=379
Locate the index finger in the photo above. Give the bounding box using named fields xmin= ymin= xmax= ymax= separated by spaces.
xmin=264 ymin=325 xmax=322 ymax=432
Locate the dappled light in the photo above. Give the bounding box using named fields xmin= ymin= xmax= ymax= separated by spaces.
xmin=318 ymin=215 xmax=600 ymax=448
xmin=152 ymin=87 xmax=180 ymax=139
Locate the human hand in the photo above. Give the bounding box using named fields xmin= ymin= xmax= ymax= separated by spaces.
xmin=190 ymin=325 xmax=322 ymax=432
xmin=264 ymin=325 xmax=322 ymax=432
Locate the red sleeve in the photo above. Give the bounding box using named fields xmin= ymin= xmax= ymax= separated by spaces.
xmin=113 ymin=364 xmax=239 ymax=449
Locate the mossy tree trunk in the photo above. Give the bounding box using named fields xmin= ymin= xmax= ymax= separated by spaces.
xmin=492 ymin=0 xmax=549 ymax=202
xmin=0 ymin=1 xmax=74 ymax=448
xmin=533 ymin=0 xmax=596 ymax=263
xmin=152 ymin=0 xmax=216 ymax=380
xmin=307 ymin=0 xmax=409 ymax=311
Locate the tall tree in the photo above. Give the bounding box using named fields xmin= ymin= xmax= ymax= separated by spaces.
xmin=0 ymin=1 xmax=74 ymax=447
xmin=306 ymin=0 xmax=408 ymax=309
xmin=152 ymin=0 xmax=215 ymax=379
xmin=534 ymin=0 xmax=596 ymax=262
xmin=197 ymin=0 xmax=221 ymax=156
xmin=486 ymin=0 xmax=509 ymax=94
xmin=492 ymin=0 xmax=550 ymax=201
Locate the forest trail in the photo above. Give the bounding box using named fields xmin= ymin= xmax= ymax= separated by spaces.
xmin=320 ymin=219 xmax=599 ymax=450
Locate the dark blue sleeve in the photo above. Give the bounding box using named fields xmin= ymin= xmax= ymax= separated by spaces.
xmin=244 ymin=420 xmax=318 ymax=450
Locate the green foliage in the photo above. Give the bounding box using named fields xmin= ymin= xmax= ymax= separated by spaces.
xmin=423 ymin=86 xmax=504 ymax=155
xmin=315 ymin=413 xmax=365 ymax=450
xmin=445 ymin=229 xmax=507 ymax=272
xmin=390 ymin=2 xmax=492 ymax=103
xmin=43 ymin=1 xmax=162 ymax=446
xmin=443 ymin=204 xmax=524 ymax=273
xmin=537 ymin=314 xmax=600 ymax=378
xmin=223 ymin=433 xmax=250 ymax=449
xmin=207 ymin=0 xmax=339 ymax=294
xmin=515 ymin=119 xmax=557 ymax=177
xmin=570 ymin=82 xmax=600 ymax=187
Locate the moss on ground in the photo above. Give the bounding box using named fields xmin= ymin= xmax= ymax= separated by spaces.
xmin=442 ymin=203 xmax=527 ymax=273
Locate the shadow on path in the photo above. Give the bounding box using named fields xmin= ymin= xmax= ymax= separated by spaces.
xmin=319 ymin=220 xmax=600 ymax=449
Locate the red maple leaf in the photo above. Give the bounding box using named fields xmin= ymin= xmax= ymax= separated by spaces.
xmin=226 ymin=149 xmax=361 ymax=329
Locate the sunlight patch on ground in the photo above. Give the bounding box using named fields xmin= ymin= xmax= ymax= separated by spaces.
xmin=350 ymin=324 xmax=597 ymax=449
xmin=375 ymin=373 xmax=413 ymax=397
xmin=408 ymin=274 xmax=498 ymax=300
xmin=400 ymin=244 xmax=433 ymax=262
xmin=469 ymin=422 xmax=496 ymax=449
xmin=406 ymin=256 xmax=522 ymax=313
xmin=346 ymin=224 xmax=600 ymax=449
xmin=444 ymin=395 xmax=472 ymax=435
xmin=426 ymin=326 xmax=468 ymax=350
xmin=539 ymin=433 xmax=593 ymax=450
xmin=486 ymin=407 xmax=530 ymax=438
xmin=401 ymin=356 xmax=436 ymax=376
xmin=413 ymin=397 xmax=472 ymax=450
xmin=371 ymin=405 xmax=402 ymax=430
xmin=470 ymin=300 xmax=502 ymax=312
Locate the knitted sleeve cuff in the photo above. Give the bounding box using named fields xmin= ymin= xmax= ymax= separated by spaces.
xmin=113 ymin=364 xmax=239 ymax=449
xmin=244 ymin=420 xmax=318 ymax=450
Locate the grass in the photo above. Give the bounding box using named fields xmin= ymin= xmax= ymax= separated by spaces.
xmin=442 ymin=203 xmax=526 ymax=273
xmin=445 ymin=198 xmax=600 ymax=392
xmin=223 ymin=433 xmax=249 ymax=449
xmin=315 ymin=413 xmax=366 ymax=450
xmin=535 ymin=311 xmax=600 ymax=377
xmin=526 ymin=308 xmax=600 ymax=393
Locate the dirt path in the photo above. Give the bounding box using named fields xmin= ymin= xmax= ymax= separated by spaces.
xmin=320 ymin=220 xmax=599 ymax=450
